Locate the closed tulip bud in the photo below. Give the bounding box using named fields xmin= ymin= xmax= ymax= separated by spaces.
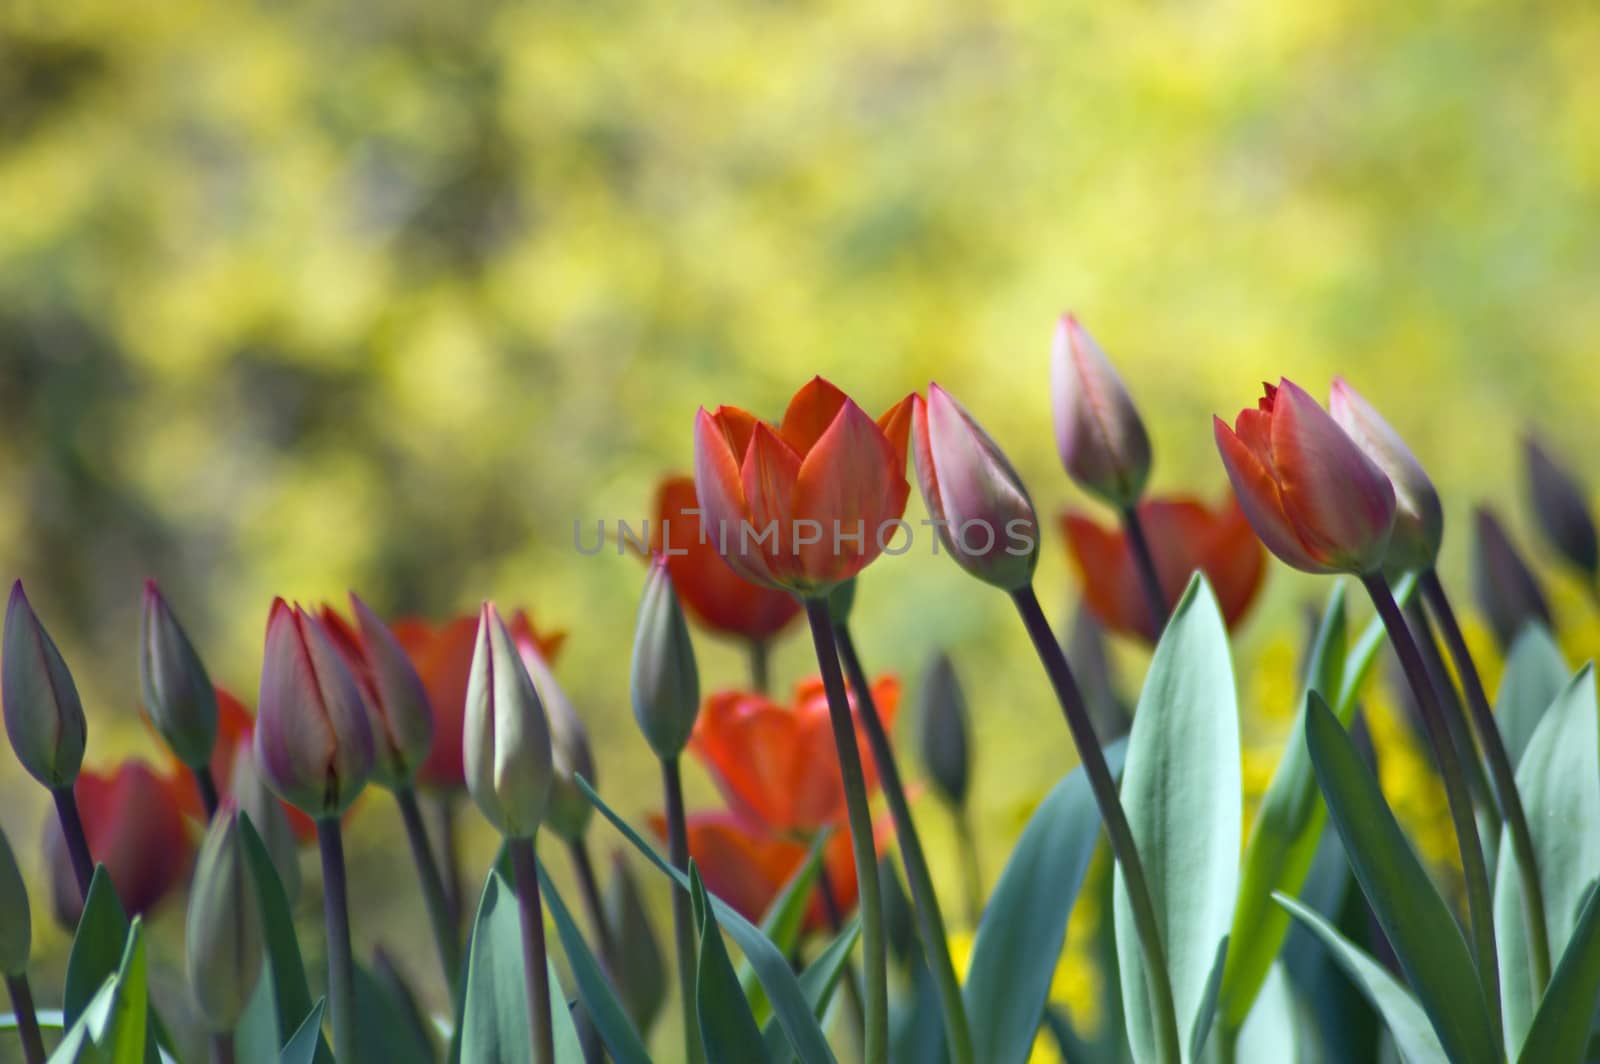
xmin=1523 ymin=436 xmax=1599 ymax=579
xmin=3 ymin=582 xmax=87 ymax=791
xmin=517 ymin=639 xmax=594 ymax=841
xmin=1051 ymin=315 xmax=1152 ymax=508
xmin=915 ymin=652 xmax=970 ymax=809
xmin=630 ymin=559 xmax=700 ymax=761
xmin=464 ymin=603 xmax=554 ymax=839
xmin=1328 ymin=378 xmax=1444 ymax=571
xmin=254 ymin=600 xmax=375 ymax=819
xmin=1214 ymin=380 xmax=1397 ymax=575
xmin=139 ymin=580 xmax=220 ymax=769
xmin=321 ymin=595 xmax=436 ymax=789
xmin=1472 ymin=507 xmax=1553 ymax=650
xmin=228 ymin=741 xmax=301 ymax=901
xmin=604 ymin=851 xmax=666 ymax=1034
xmin=911 ymin=383 xmax=1041 ymax=591
xmin=186 ymin=807 xmax=263 ymax=1031
xmin=0 ymin=825 xmax=30 ymax=976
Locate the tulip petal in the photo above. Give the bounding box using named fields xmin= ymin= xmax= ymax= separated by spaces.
xmin=741 ymin=422 xmax=804 ymax=581
xmin=1268 ymin=379 xmax=1395 ymax=569
xmin=925 ymin=383 xmax=1036 ymax=567
xmin=876 ymin=394 xmax=915 ymax=468
xmin=792 ymin=399 xmax=908 ymax=585
xmin=911 ymin=394 xmax=947 ymax=527
xmin=779 ymin=377 xmax=851 ymax=454
xmin=1214 ymin=417 xmax=1332 ymax=573
xmin=695 ymin=407 xmax=773 ymax=586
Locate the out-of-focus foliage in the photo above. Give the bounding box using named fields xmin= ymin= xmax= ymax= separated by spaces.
xmin=3 ymin=0 xmax=1600 ymax=1021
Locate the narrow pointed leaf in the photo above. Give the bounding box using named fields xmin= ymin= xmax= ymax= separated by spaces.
xmin=1517 ymin=881 xmax=1600 ymax=1064
xmin=536 ymin=857 xmax=651 ymax=1064
xmin=64 ymin=867 xmax=128 ymax=1029
xmin=1494 ymin=625 xmax=1569 ymax=769
xmin=1304 ymin=695 xmax=1496 ymax=1063
xmin=1495 ymin=664 xmax=1600 ymax=1055
xmin=95 ymin=920 xmax=146 ymax=1064
xmin=692 ymin=865 xmax=770 ymax=1064
xmin=741 ymin=834 xmax=827 ymax=1023
xmin=578 ymin=776 xmax=837 ymax=1064
xmin=279 ymin=1000 xmax=326 ymax=1064
xmin=761 ymin=918 xmax=862 ymax=1061
xmin=1235 ymin=963 xmax=1298 ymax=1064
xmin=1114 ymin=575 xmax=1241 ymax=1062
xmin=1189 ymin=936 xmax=1228 ymax=1059
xmin=962 ymin=738 xmax=1127 ymax=1064
xmin=1274 ymin=894 xmax=1445 ymax=1064
xmin=354 ymin=962 xmax=434 ymax=1064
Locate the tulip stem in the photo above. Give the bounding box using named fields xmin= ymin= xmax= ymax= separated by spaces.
xmin=509 ymin=837 xmax=556 ymax=1064
xmin=395 ymin=786 xmax=463 ymax=1000
xmin=5 ymin=973 xmax=45 ymax=1064
xmin=1362 ymin=574 xmax=1501 ymax=1045
xmin=954 ymin=807 xmax=983 ymax=927
xmin=209 ymin=1032 xmax=235 ymax=1064
xmin=50 ymin=786 xmax=95 ymax=903
xmin=315 ymin=819 xmax=359 ymax=1064
xmin=747 ymin=639 xmax=772 ymax=695
xmin=194 ymin=765 xmax=221 ymax=821
xmin=566 ymin=835 xmax=617 ymax=975
xmin=1402 ymin=599 xmax=1496 ymax=816
xmin=1420 ymin=569 xmax=1552 ymax=993
xmin=1010 ymin=585 xmax=1182 ymax=1064
xmin=1119 ymin=505 xmax=1170 ymax=637
xmin=835 ymin=621 xmax=975 ymax=1064
xmin=660 ymin=756 xmax=704 ymax=1064
xmin=803 ymin=600 xmax=889 ymax=1064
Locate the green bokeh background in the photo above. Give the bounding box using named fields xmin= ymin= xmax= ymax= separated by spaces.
xmin=3 ymin=0 xmax=1599 ymax=1046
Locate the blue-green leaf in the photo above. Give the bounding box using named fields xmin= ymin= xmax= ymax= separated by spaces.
xmin=962 ymin=738 xmax=1127 ymax=1064
xmin=691 ymin=863 xmax=770 ymax=1064
xmin=761 ymin=918 xmax=862 ymax=1062
xmin=354 ymin=961 xmax=435 ymax=1064
xmin=1495 ymin=663 xmax=1600 ymax=1056
xmin=459 ymin=858 xmax=585 ymax=1064
xmin=741 ymin=834 xmax=827 ymax=1024
xmin=1304 ymin=694 xmax=1495 ymax=1063
xmin=1234 ymin=963 xmax=1299 ymax=1064
xmin=578 ymin=776 xmax=836 ymax=1064
xmin=1274 ymin=894 xmax=1445 ymax=1064
xmin=1494 ymin=624 xmax=1569 ymax=769
xmin=536 ymin=856 xmax=651 ymax=1064
xmin=63 ymin=866 xmax=128 ymax=1028
xmin=1517 ymin=881 xmax=1600 ymax=1064
xmin=1189 ymin=936 xmax=1228 ymax=1059
xmin=1114 ymin=575 xmax=1241 ymax=1063
xmin=279 ymin=1000 xmax=326 ymax=1064
xmin=93 ymin=918 xmax=147 ymax=1064
xmin=1221 ymin=582 xmax=1348 ymax=1028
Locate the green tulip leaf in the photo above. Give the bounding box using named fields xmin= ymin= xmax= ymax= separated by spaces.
xmin=354 ymin=961 xmax=435 ymax=1064
xmin=691 ymin=863 xmax=771 ymax=1064
xmin=536 ymin=856 xmax=652 ymax=1064
xmin=578 ymin=775 xmax=837 ymax=1064
xmin=92 ymin=917 xmax=147 ymax=1064
xmin=460 ymin=858 xmax=584 ymax=1064
xmin=760 ymin=917 xmax=862 ymax=1062
xmin=1114 ymin=575 xmax=1241 ymax=1063
xmin=63 ymin=866 xmax=128 ymax=1029
xmin=1234 ymin=963 xmax=1299 ymax=1064
xmin=1494 ymin=624 xmax=1569 ymax=769
xmin=741 ymin=833 xmax=827 ymax=1024
xmin=1274 ymin=893 xmax=1445 ymax=1064
xmin=236 ymin=813 xmax=332 ymax=1064
xmin=1304 ymin=693 xmax=1496 ymax=1063
xmin=278 ymin=999 xmax=326 ymax=1064
xmin=1189 ymin=935 xmax=1229 ymax=1060
xmin=961 ymin=736 xmax=1127 ymax=1064
xmin=1494 ymin=663 xmax=1600 ymax=1055
xmin=1516 ymin=880 xmax=1600 ymax=1064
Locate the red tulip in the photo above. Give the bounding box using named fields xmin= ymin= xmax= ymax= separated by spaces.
xmin=650 ymin=812 xmax=860 ymax=930
xmin=693 ymin=377 xmax=914 ymax=595
xmin=1062 ymin=494 xmax=1267 ymax=643
xmin=651 ymin=475 xmax=802 ymax=642
xmin=392 ymin=611 xmax=565 ymax=790
xmin=687 ymin=676 xmax=899 ymax=836
xmin=45 ymin=760 xmax=192 ymax=927
xmin=1214 ymin=379 xmax=1397 ymax=575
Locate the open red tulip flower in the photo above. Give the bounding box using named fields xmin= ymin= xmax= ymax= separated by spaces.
xmin=1062 ymin=493 xmax=1267 ymax=643
xmin=693 ymin=377 xmax=914 ymax=597
xmin=45 ymin=759 xmax=193 ymax=927
xmin=392 ymin=610 xmax=565 ymax=789
xmin=651 ymin=475 xmax=802 ymax=642
xmin=653 ymin=811 xmax=861 ymax=929
xmin=1214 ymin=379 xmax=1397 ymax=575
xmin=688 ymin=676 xmax=900 ymax=836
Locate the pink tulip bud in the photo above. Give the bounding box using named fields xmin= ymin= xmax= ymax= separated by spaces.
xmin=1051 ymin=315 xmax=1152 ymax=509
xmin=911 ymin=383 xmax=1040 ymax=591
xmin=254 ymin=600 xmax=376 ymax=819
xmin=1328 ymin=377 xmax=1444 ymax=571
xmin=1214 ymin=379 xmax=1396 ymax=575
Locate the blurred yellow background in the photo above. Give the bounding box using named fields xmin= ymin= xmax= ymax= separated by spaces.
xmin=3 ymin=0 xmax=1599 ymax=1044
